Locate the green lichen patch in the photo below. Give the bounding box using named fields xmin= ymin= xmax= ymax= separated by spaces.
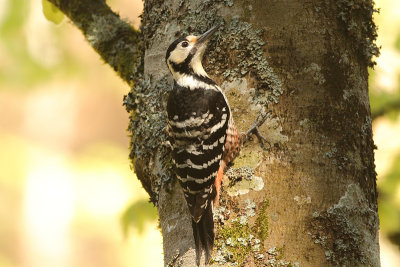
xmin=214 ymin=220 xmax=252 ymax=265
xmin=213 ymin=198 xmax=296 ymax=266
xmin=254 ymin=199 xmax=270 ymax=243
xmin=213 ymin=198 xmax=266 ymax=266
xmin=264 ymin=246 xmax=298 ymax=267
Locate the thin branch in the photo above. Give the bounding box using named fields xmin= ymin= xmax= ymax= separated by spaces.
xmin=48 ymin=0 xmax=143 ymax=86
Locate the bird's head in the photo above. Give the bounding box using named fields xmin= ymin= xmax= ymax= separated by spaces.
xmin=165 ymin=25 xmax=220 ymax=80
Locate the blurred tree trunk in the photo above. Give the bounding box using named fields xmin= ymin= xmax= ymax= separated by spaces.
xmin=50 ymin=0 xmax=380 ymax=266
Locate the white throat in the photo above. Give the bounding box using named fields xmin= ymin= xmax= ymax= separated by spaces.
xmin=190 ymin=58 xmax=207 ymax=77
xmin=174 ymin=73 xmax=217 ymax=91
xmin=190 ymin=48 xmax=208 ymax=77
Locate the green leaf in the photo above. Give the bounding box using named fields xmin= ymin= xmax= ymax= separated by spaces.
xmin=121 ymin=199 xmax=158 ymax=237
xmin=42 ymin=0 xmax=64 ymax=25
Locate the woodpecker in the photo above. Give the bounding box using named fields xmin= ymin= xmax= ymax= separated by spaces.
xmin=165 ymin=25 xmax=266 ymax=265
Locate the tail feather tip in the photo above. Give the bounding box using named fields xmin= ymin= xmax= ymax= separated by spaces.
xmin=191 ymin=204 xmax=214 ymax=266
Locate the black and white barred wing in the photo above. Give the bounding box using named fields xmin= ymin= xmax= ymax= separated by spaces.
xmin=166 ymin=88 xmax=230 ymax=221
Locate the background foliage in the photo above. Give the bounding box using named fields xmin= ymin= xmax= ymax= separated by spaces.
xmin=368 ymin=1 xmax=400 ymax=265
xmin=0 ymin=0 xmax=161 ymax=266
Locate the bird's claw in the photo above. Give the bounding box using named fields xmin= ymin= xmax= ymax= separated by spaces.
xmin=244 ymin=111 xmax=272 ymax=149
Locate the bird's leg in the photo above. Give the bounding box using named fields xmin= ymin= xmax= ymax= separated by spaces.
xmin=243 ymin=111 xmax=271 ymax=148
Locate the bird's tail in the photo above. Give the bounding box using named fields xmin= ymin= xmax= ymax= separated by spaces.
xmin=191 ymin=202 xmax=214 ymax=266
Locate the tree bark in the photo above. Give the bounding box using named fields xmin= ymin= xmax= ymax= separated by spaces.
xmin=49 ymin=0 xmax=142 ymax=86
xmin=49 ymin=0 xmax=380 ymax=266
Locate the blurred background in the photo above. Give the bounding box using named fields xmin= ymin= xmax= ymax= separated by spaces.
xmin=0 ymin=0 xmax=162 ymax=266
xmin=0 ymin=0 xmax=399 ymax=266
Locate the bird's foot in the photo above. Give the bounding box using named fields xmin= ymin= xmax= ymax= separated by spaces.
xmin=243 ymin=111 xmax=271 ymax=149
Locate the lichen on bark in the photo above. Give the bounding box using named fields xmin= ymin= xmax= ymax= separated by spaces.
xmin=310 ymin=184 xmax=380 ymax=266
xmin=123 ymin=75 xmax=172 ymax=204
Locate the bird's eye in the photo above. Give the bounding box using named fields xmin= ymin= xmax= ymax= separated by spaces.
xmin=181 ymin=41 xmax=189 ymax=48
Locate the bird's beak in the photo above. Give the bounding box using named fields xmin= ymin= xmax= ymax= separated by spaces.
xmin=196 ymin=25 xmax=220 ymax=45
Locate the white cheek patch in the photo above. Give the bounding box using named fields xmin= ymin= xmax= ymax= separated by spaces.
xmin=169 ymin=48 xmax=189 ymax=64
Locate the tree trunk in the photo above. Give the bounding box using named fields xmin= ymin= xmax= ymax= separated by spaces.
xmin=49 ymin=0 xmax=380 ymax=266
xmin=132 ymin=0 xmax=380 ymax=266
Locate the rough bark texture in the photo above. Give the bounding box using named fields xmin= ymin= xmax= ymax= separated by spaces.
xmin=49 ymin=0 xmax=142 ymax=86
xmin=49 ymin=0 xmax=381 ymax=266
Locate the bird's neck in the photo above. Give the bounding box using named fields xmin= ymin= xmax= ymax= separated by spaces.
xmin=190 ymin=56 xmax=208 ymax=77
xmin=173 ymin=71 xmax=217 ymax=91
xmin=170 ymin=61 xmax=207 ymax=80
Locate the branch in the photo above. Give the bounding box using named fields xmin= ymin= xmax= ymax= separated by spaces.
xmin=48 ymin=0 xmax=143 ymax=86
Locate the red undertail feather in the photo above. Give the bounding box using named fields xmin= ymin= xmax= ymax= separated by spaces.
xmin=214 ymin=118 xmax=241 ymax=206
